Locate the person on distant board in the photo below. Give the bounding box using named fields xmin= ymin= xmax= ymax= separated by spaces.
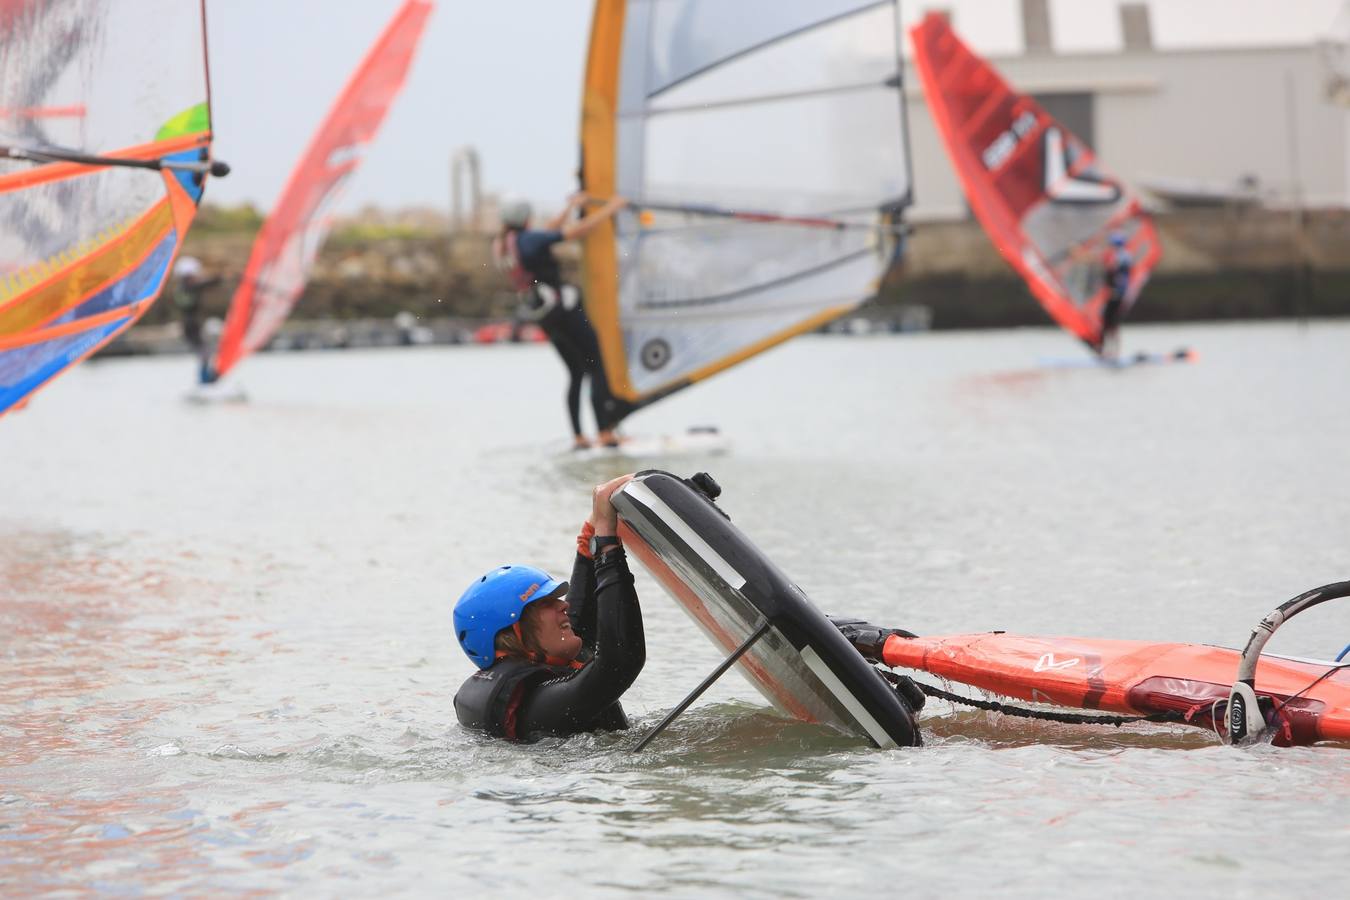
xmin=196 ymin=316 xmax=234 ymax=386
xmin=1096 ymin=230 xmax=1134 ymax=359
xmin=452 ymin=475 xmax=645 ymax=742
xmin=171 ymin=256 xmax=220 ymax=351
xmin=493 ymin=192 xmax=628 ymax=449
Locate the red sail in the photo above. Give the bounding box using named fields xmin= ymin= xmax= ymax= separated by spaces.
xmin=882 ymin=632 xmax=1350 ymax=746
xmin=909 ymin=13 xmax=1160 ymax=347
xmin=214 ymin=0 xmax=432 ymax=377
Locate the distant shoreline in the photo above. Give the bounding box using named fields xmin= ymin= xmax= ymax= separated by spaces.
xmin=134 ymin=205 xmax=1350 ymax=340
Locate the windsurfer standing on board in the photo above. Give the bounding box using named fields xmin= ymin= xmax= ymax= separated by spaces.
xmin=171 ymin=256 xmax=220 ymax=352
xmin=1096 ymin=230 xmax=1133 ymax=359
xmin=452 ymin=474 xmax=645 ymax=742
xmin=494 ymin=192 xmax=628 ymax=449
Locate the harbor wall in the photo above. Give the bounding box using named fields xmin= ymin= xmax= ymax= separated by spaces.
xmin=138 ymin=206 xmax=1350 ymax=340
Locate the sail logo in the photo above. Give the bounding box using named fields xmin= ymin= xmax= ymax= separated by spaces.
xmin=1021 ymin=245 xmax=1054 ymax=291
xmin=1034 ymin=653 xmax=1079 ymax=672
xmin=1042 ymin=127 xmax=1121 ymax=204
xmin=981 ymin=109 xmax=1038 ymax=170
xmin=640 ymin=338 xmax=672 ymax=371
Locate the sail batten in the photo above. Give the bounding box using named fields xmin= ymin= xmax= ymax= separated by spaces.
xmin=637 ymin=79 xmax=900 ymax=118
xmin=581 ymin=0 xmax=912 ymax=411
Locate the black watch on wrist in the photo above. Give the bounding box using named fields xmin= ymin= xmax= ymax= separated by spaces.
xmin=589 ymin=534 xmax=622 ymax=559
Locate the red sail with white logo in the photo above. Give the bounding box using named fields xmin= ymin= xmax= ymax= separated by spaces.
xmin=909 ymin=13 xmax=1159 ymax=348
xmin=213 ymin=0 xmax=432 ymax=378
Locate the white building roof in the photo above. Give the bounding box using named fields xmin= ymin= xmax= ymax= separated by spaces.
xmin=900 ymin=0 xmax=1346 ymax=57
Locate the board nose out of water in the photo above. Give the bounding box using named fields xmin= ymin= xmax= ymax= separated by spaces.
xmin=614 ymin=470 xmax=921 ymax=749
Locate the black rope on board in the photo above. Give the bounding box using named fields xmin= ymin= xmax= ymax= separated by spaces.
xmin=876 ymin=668 xmax=1187 ymax=728
xmin=1268 ymin=664 xmax=1346 ymax=720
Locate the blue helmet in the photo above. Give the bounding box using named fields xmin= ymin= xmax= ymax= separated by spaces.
xmin=453 ymin=565 xmax=568 ymax=668
xmin=1108 ymin=231 xmax=1128 ymax=248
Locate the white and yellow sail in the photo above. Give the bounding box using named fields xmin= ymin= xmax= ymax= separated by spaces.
xmin=580 ymin=0 xmax=913 ymax=408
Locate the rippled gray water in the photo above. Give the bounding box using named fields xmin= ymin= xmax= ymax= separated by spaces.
xmin=3 ymin=321 xmax=1348 ymax=896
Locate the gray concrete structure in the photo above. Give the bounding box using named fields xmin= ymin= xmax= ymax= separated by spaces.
xmin=450 ymin=145 xmax=483 ymax=231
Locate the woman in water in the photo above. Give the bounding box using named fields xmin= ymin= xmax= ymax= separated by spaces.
xmin=494 ymin=192 xmax=628 ymax=449
xmin=452 ymin=475 xmax=644 ymax=741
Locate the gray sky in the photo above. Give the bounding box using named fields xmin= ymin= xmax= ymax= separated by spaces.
xmin=206 ymin=0 xmax=1346 ymax=216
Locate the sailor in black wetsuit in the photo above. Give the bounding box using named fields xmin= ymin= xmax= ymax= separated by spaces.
xmin=1096 ymin=230 xmax=1133 ymax=359
xmin=494 ymin=193 xmax=628 ymax=449
xmin=171 ymin=256 xmax=221 ymax=351
xmin=452 ymin=475 xmax=645 ymax=741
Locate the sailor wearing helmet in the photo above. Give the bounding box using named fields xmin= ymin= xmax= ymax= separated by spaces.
xmin=492 ymin=192 xmax=629 ymax=449
xmin=1097 ymin=230 xmax=1133 ymax=359
xmin=452 ymin=475 xmax=645 ymax=741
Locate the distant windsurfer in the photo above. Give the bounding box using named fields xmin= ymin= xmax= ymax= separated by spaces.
xmin=494 ymin=192 xmax=628 ymax=449
xmin=452 ymin=475 xmax=645 ymax=742
xmin=171 ymin=256 xmax=220 ymax=351
xmin=198 ymin=317 xmax=223 ymax=385
xmin=1096 ymin=231 xmax=1133 ymax=358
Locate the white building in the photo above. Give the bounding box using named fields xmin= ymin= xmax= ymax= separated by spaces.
xmin=901 ymin=0 xmax=1350 ymax=220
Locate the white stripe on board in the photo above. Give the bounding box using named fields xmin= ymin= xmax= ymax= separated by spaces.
xmin=800 ymin=646 xmax=896 ymax=749
xmin=622 ymin=481 xmax=747 ymax=591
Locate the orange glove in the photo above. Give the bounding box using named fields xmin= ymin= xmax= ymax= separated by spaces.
xmin=576 ymin=520 xmax=596 ymax=559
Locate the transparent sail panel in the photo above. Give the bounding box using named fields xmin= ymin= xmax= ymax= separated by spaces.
xmin=215 ymin=1 xmax=432 ymax=376
xmin=0 ymin=0 xmax=207 ymax=155
xmin=647 ymin=2 xmax=898 ymax=112
xmin=637 ymin=90 xmax=907 ymax=211
xmin=585 ymin=0 xmax=910 ymax=404
xmin=0 ymin=0 xmax=213 ymax=416
xmin=642 ymin=0 xmax=885 ymax=94
xmin=622 ymin=249 xmax=880 ymax=393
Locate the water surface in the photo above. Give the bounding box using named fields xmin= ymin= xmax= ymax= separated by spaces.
xmin=3 ymin=321 xmax=1348 ymax=895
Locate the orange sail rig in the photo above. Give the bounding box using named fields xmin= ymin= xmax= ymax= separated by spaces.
xmin=879 ymin=582 xmax=1350 ymax=747
xmin=212 ymin=0 xmax=433 ymax=379
xmin=0 ymin=0 xmax=224 ymax=418
xmin=909 ymin=13 xmax=1160 ymax=349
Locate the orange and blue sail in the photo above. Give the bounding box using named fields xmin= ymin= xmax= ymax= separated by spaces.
xmin=0 ymin=0 xmax=222 ymax=418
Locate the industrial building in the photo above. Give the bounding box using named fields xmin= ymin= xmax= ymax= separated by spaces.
xmin=903 ymin=0 xmax=1350 ymax=219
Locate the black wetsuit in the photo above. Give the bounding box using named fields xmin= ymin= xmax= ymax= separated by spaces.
xmin=453 ymin=549 xmax=645 ymax=742
xmin=511 ymin=228 xmax=619 ymax=435
xmin=1100 ymin=249 xmax=1133 ymax=346
xmin=173 ymin=275 xmax=220 ymax=349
